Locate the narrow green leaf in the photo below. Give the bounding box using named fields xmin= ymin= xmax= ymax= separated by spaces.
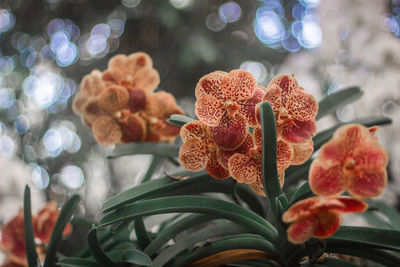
xmin=328 ymin=226 xmax=400 ymax=252
xmin=44 ymin=194 xmax=80 ymax=267
xmin=141 ymin=155 xmax=163 ymax=183
xmin=134 ymin=218 xmax=151 ymax=249
xmin=23 ymin=186 xmax=39 ymax=267
xmin=120 ymin=249 xmax=152 ymax=266
xmin=259 ymin=102 xmax=285 ymax=215
xmin=99 ymin=196 xmax=278 ymax=242
xmin=57 ymin=257 xmax=100 ymax=267
xmin=313 ymin=116 xmax=392 ymax=151
xmin=108 ymin=143 xmax=180 ymax=159
xmin=87 ymin=228 xmax=118 ymax=267
xmin=167 ymin=114 xmax=195 ymax=127
xmin=370 ymin=201 xmax=400 ymax=230
xmin=316 ymin=87 xmax=363 ymax=120
xmin=361 ymin=211 xmax=392 ymax=230
xmin=289 ymin=181 xmax=314 ymax=204
xmin=172 ymin=234 xmax=280 ymax=267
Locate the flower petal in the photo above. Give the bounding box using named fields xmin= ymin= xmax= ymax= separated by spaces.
xmin=262 ymin=84 xmax=282 ymax=115
xmin=210 ymin=112 xmax=248 ymax=150
xmin=206 ymin=150 xmax=230 ymax=179
xmin=286 ymin=215 xmax=315 ymax=244
xmin=353 ymin=141 xmax=388 ymax=171
xmin=331 ymin=197 xmax=368 ymax=213
xmin=286 ymin=89 xmax=318 ymax=121
xmin=281 ymin=119 xmax=316 ymax=143
xmin=195 ymin=95 xmax=225 ymax=126
xmin=228 ymin=153 xmax=258 ymax=184
xmin=238 ymin=87 xmax=265 ymax=126
xmin=277 ymin=140 xmax=294 ymax=171
xmin=72 ymin=90 xmax=90 ymax=114
xmin=127 ymin=89 xmax=148 ymax=113
xmin=179 ymin=137 xmax=208 ymax=172
xmin=268 ymin=74 xmax=299 ymax=105
xmin=249 ymin=171 xmax=284 ymax=196
xmin=81 ymin=70 xmax=105 ymax=96
xmin=180 ymin=121 xmax=208 ymax=142
xmin=309 ymin=161 xmax=346 ymax=197
xmin=92 ymin=116 xmax=123 ymax=146
xmin=217 ymin=134 xmax=254 ymax=169
xmin=132 ymin=67 xmax=160 ymax=93
xmin=333 ymin=124 xmax=369 ymax=152
xmin=195 ymin=71 xmax=226 ymax=100
xmin=98 ymin=85 xmax=129 ymax=112
xmin=253 ymin=127 xmax=262 ymax=148
xmin=291 ymin=139 xmax=314 ymax=165
xmin=318 ymin=139 xmax=347 ymax=163
xmin=221 ymin=70 xmax=256 ymax=102
xmin=119 ymin=113 xmax=147 ymax=143
xmin=313 ymin=211 xmax=342 ymax=238
xmin=347 ymin=169 xmax=387 ymax=198
xmin=282 ymin=197 xmax=321 ymax=223
xmin=146 ymin=91 xmax=184 ymax=119
xmin=83 ymin=99 xmax=108 ymax=124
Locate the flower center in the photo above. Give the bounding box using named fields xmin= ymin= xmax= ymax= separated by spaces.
xmin=249 ymin=147 xmax=262 ymax=161
xmin=343 ymin=158 xmax=356 ymax=175
xmin=208 ymin=143 xmax=216 ymax=152
xmin=277 ymin=111 xmax=293 ymax=125
xmin=225 ymin=101 xmax=240 ymax=117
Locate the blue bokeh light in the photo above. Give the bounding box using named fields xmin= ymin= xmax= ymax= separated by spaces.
xmin=254 ymin=9 xmax=285 ymax=46
xmin=0 ymin=9 xmax=15 ymax=32
xmin=219 ymin=2 xmax=241 ymax=23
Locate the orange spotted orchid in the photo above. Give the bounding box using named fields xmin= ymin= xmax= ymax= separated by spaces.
xmin=195 ymin=70 xmax=265 ymax=150
xmin=309 ymin=124 xmax=388 ymax=198
xmin=282 ymin=196 xmax=368 ymax=244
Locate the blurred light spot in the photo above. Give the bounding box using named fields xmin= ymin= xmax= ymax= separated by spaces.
xmin=300 ymin=0 xmax=321 ymax=8
xmin=50 ymin=31 xmax=69 ymax=52
xmin=30 ymin=72 xmax=62 ymax=109
xmin=254 ymin=9 xmax=285 ymax=46
xmin=292 ymin=4 xmax=305 ymax=20
xmin=14 ymin=115 xmax=30 ymax=134
xmin=231 ymin=30 xmax=249 ymax=41
xmin=56 ymin=42 xmax=78 ymax=67
xmin=64 ymin=19 xmax=80 ymax=42
xmin=61 ymin=165 xmax=84 ymax=189
xmin=31 ymin=164 xmax=50 ymax=189
xmin=122 ymin=0 xmax=141 ymax=8
xmin=47 ymin=18 xmax=64 ymax=36
xmin=87 ymin=34 xmax=108 ymax=55
xmin=0 ymin=88 xmax=13 ymax=109
xmin=0 ymin=135 xmax=15 ymax=158
xmin=299 ymin=20 xmax=322 ymax=49
xmin=91 ymin=24 xmax=111 ymax=38
xmin=108 ymin=19 xmax=125 ymax=38
xmin=384 ymin=16 xmax=400 ymax=36
xmin=382 ymin=99 xmax=399 ymax=115
xmin=336 ymin=105 xmax=355 ymax=122
xmin=219 ymin=2 xmax=241 ymax=23
xmin=24 ymin=145 xmax=37 ymax=161
xmin=282 ymin=34 xmax=301 ymax=52
xmin=43 ymin=128 xmax=63 ymax=157
xmin=206 ymin=12 xmax=226 ymax=32
xmin=240 ymin=61 xmax=267 ymax=84
xmin=0 ymin=56 xmax=14 ymax=74
xmin=170 ymin=0 xmax=193 ymax=9
xmin=0 ymin=10 xmax=15 ymax=32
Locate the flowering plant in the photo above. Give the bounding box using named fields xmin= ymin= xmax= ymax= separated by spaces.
xmin=12 ymin=53 xmax=400 ymax=267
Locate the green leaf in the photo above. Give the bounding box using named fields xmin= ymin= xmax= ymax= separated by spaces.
xmin=167 ymin=114 xmax=195 ymax=127
xmin=23 ymin=186 xmax=39 ymax=267
xmin=99 ymin=196 xmax=278 ymax=243
xmin=172 ymin=234 xmax=281 ymax=267
xmin=57 ymin=257 xmax=101 ymax=267
xmin=120 ymin=249 xmax=152 ymax=266
xmin=328 ymin=226 xmax=400 ymax=252
xmin=313 ymin=116 xmax=392 ymax=151
xmin=370 ymin=201 xmax=400 ymax=230
xmin=44 ymin=194 xmax=80 ymax=267
xmin=316 ymin=86 xmax=363 ymax=120
xmin=108 ymin=143 xmax=180 ymax=159
xmin=145 ymin=214 xmax=218 ymax=256
xmin=141 ymin=155 xmax=164 ymax=183
xmin=308 ymin=257 xmax=359 ymax=267
xmin=289 ymin=181 xmax=314 ymax=204
xmin=87 ymin=228 xmax=118 ymax=267
xmin=259 ymin=102 xmax=285 ymax=215
xmin=361 ymin=211 xmax=392 ymax=230
xmin=134 ymin=218 xmax=151 ymax=249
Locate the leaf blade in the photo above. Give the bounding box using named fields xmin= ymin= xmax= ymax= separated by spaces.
xmin=167 ymin=114 xmax=195 ymax=127
xmin=108 ymin=143 xmax=180 ymax=159
xmin=23 ymin=186 xmax=39 ymax=267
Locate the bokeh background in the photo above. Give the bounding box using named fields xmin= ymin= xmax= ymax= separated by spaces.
xmin=1 ymin=0 xmax=400 ymax=256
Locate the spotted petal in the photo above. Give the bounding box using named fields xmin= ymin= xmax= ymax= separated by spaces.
xmin=221 ymin=70 xmax=256 ymax=102
xmin=179 ymin=137 xmax=208 ymax=172
xmin=268 ymin=74 xmax=299 ymax=105
xmin=313 ymin=211 xmax=342 ymax=238
xmin=286 ymin=215 xmax=315 ymax=244
xmin=195 ymin=71 xmax=226 ymax=100
xmin=92 ymin=116 xmax=123 ymax=146
xmin=286 ymin=89 xmax=318 ymax=121
xmin=309 ymin=161 xmax=346 ymax=197
xmin=238 ymin=87 xmax=265 ymax=126
xmin=347 ymin=169 xmax=387 ymax=198
xmin=217 ymin=134 xmax=254 ymax=169
xmin=228 ymin=153 xmax=258 ymax=184
xmin=353 ymin=141 xmax=388 ymax=171
xmin=291 ymin=139 xmax=314 ymax=165
xmin=210 ymin=112 xmax=248 ymax=150
xmin=281 ymin=119 xmax=316 ymax=143
xmin=277 ymin=140 xmax=294 ymax=171
xmin=195 ymin=95 xmax=225 ymax=126
xmin=180 ymin=121 xmax=208 ymax=142
xmin=205 ymin=150 xmax=230 ymax=179
xmin=262 ymin=84 xmax=282 ymax=115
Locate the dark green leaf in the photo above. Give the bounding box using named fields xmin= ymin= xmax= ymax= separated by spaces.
xmin=134 ymin=218 xmax=151 ymax=249
xmin=167 ymin=114 xmax=195 ymax=127
xmin=370 ymin=201 xmax=400 ymax=230
xmin=57 ymin=258 xmax=100 ymax=267
xmin=120 ymin=249 xmax=152 ymax=266
xmin=172 ymin=234 xmax=281 ymax=267
xmin=108 ymin=143 xmax=180 ymax=159
xmin=328 ymin=226 xmax=400 ymax=252
xmin=87 ymin=228 xmax=118 ymax=267
xmin=316 ymin=87 xmax=363 ymax=120
xmin=308 ymin=257 xmax=359 ymax=267
xmin=361 ymin=211 xmax=392 ymax=230
xmin=99 ymin=196 xmax=278 ymax=243
xmin=141 ymin=155 xmax=164 ymax=183
xmin=289 ymin=181 xmax=314 ymax=204
xmin=259 ymin=102 xmax=286 ymax=215
xmin=23 ymin=186 xmax=39 ymax=267
xmin=44 ymin=194 xmax=80 ymax=267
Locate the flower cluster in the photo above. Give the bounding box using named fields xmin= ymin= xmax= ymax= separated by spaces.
xmin=283 ymin=124 xmax=388 ymax=244
xmin=73 ymin=52 xmax=184 ymax=146
xmin=180 ymin=72 xmax=318 ymax=195
xmin=0 ymin=202 xmax=72 ymax=266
